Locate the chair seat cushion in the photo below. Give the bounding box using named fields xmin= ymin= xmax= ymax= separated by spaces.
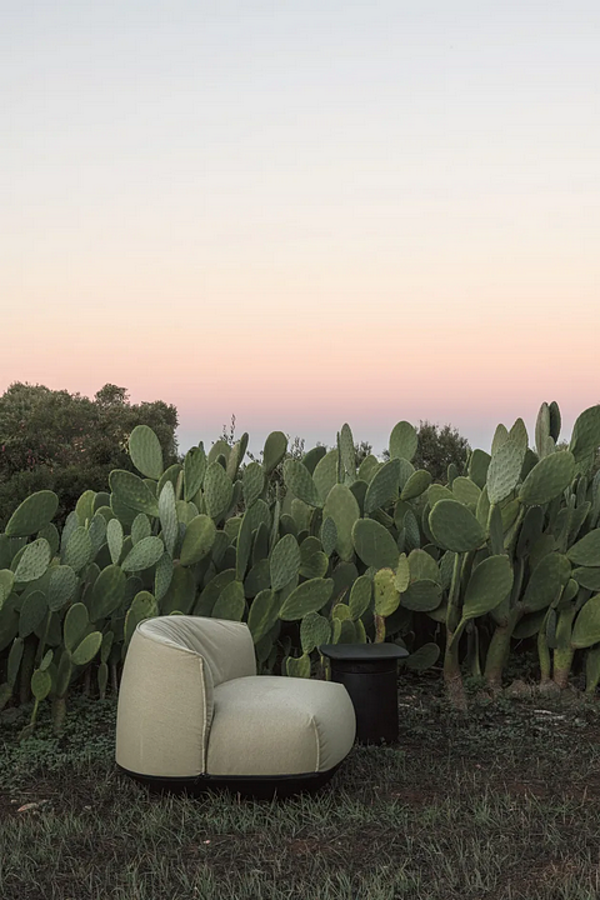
xmin=206 ymin=676 xmax=356 ymax=777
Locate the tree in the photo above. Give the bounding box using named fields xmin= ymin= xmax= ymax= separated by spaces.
xmin=412 ymin=421 xmax=470 ymax=483
xmin=0 ymin=382 xmax=179 ymax=527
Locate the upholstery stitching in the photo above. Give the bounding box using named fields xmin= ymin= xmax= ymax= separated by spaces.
xmin=310 ymin=715 xmax=320 ymax=772
xmin=199 ymin=657 xmax=207 ymax=773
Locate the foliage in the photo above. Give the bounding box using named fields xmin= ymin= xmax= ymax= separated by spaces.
xmin=2 ymin=401 xmax=600 ymax=739
xmin=0 ymin=382 xmax=179 ymax=528
xmin=382 ymin=420 xmax=470 ymax=482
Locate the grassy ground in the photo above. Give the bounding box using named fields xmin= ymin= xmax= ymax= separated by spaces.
xmin=2 ymin=672 xmax=600 ymax=900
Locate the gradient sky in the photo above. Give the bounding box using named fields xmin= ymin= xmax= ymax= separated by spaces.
xmin=2 ymin=0 xmax=598 ymax=456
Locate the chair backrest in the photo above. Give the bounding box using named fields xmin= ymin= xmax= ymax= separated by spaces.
xmin=116 ymin=616 xmax=256 ymax=778
xmin=139 ymin=616 xmax=257 ymax=687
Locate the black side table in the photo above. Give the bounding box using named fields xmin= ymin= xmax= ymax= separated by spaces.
xmin=319 ymin=643 xmax=408 ymax=745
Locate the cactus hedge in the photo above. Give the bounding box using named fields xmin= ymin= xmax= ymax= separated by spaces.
xmin=1 ymin=406 xmax=600 ymax=734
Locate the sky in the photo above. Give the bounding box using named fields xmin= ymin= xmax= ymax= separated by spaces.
xmin=2 ymin=0 xmax=598 ymax=457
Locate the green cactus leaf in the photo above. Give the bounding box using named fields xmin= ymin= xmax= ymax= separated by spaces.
xmin=462 ymin=555 xmax=514 ymax=620
xmin=283 ymin=458 xmax=322 ymax=508
xmin=75 ymin=490 xmax=96 ymax=526
xmin=352 ymin=518 xmax=399 ymax=569
xmin=156 ymin=481 xmax=177 ymax=558
xmin=395 ymin=554 xmax=411 ymax=592
xmin=338 ymin=424 xmax=357 ymax=482
xmin=47 ymin=566 xmax=78 ymax=613
xmin=270 ymin=533 xmax=301 ymax=592
xmin=31 ymin=668 xmax=52 ymax=702
xmin=244 ymin=559 xmax=271 ymax=598
xmin=299 ymin=538 xmax=329 ymax=579
xmin=0 ymin=569 xmax=15 ymax=611
xmin=320 ymin=517 xmax=338 ymax=557
xmin=313 ymin=450 xmax=340 ymax=505
xmin=64 ymin=602 xmax=90 ymax=653
xmin=408 ymin=549 xmax=441 ymax=584
xmin=285 ymin=653 xmax=311 ymax=678
xmin=263 ymin=431 xmax=288 ymax=474
xmin=248 ymin=589 xmax=279 ymax=643
xmin=87 ymin=514 xmax=107 ymax=558
xmin=429 ymin=500 xmax=485 ymax=553
xmin=124 ymin=591 xmax=158 ymax=645
xmin=19 ymin=591 xmax=48 ymax=638
xmin=243 ymin=462 xmax=265 ymax=509
xmin=37 ymin=523 xmax=60 ymax=557
xmin=358 ymin=454 xmax=381 ymax=483
xmin=121 ymin=536 xmax=165 ymax=573
xmin=468 ymin=449 xmax=491 ymax=489
xmin=234 ymin=510 xmax=252 ymax=582
xmin=279 ymin=578 xmax=334 ymax=621
xmin=427 ymin=485 xmax=454 ymax=507
xmin=348 ymin=575 xmax=372 ymax=620
xmin=374 ymin=568 xmax=400 ymax=617
xmin=109 ymin=470 xmax=159 ymax=518
xmin=509 ymin=417 xmax=529 ymax=451
xmin=62 ymin=527 xmax=93 ymax=573
xmin=160 ymin=565 xmax=196 ymax=615
xmin=401 ymin=580 xmax=442 ymax=612
xmin=106 ymin=518 xmax=124 ymax=566
xmin=226 ymin=434 xmax=248 ymax=482
xmin=569 ymin=406 xmax=600 ymax=464
xmin=389 ymin=421 xmax=418 ymax=461
xmin=572 ymin=567 xmax=600 ymax=591
xmin=572 ymin=594 xmax=600 ymax=649
xmin=128 ymin=425 xmax=164 ymax=480
xmin=363 ymin=459 xmax=400 ymax=514
xmin=157 ymin=464 xmax=183 ymax=501
xmin=405 ymin=642 xmax=440 ymax=671
xmin=451 ymin=476 xmax=481 ymax=510
xmin=71 ymin=631 xmax=103 ymax=667
xmin=7 ymin=637 xmax=24 ymax=689
xmin=519 ymin=452 xmax=576 ymax=507
xmin=401 ymin=469 xmax=432 ymax=502
xmin=100 ymin=631 xmax=114 ymax=665
xmin=302 ymin=446 xmax=327 ymax=475
xmin=321 ymin=484 xmax=359 ymax=562
xmin=153 ymin=552 xmax=174 ymax=603
xmin=567 ymin=529 xmax=600 ymax=567
xmin=183 ymin=445 xmax=206 ymax=501
xmin=300 ymin=611 xmax=331 ymax=654
xmin=5 ymin=491 xmax=59 ymax=538
xmin=129 ymin=513 xmax=150 ymax=546
xmin=88 ymin=565 xmax=126 ymax=622
xmin=14 ymin=538 xmax=52 ymax=583
xmin=203 ymin=462 xmax=233 ymax=521
xmin=212 ymin=580 xmax=246 ymax=621
xmin=487 ymin=439 xmax=526 ymax=505
xmin=331 ymin=602 xmax=352 ymax=621
xmin=491 ymin=424 xmax=510 ymax=454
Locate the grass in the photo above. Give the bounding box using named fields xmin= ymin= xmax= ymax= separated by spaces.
xmin=2 ymin=674 xmax=600 ymax=900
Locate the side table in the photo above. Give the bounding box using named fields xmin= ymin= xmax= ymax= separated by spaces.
xmin=319 ymin=643 xmax=408 ymax=745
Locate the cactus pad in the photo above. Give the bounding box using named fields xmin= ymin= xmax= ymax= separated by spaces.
xmin=270 ymin=533 xmax=301 ymax=592
xmin=389 ymin=421 xmax=418 ymax=461
xmin=323 ymin=484 xmax=360 ymax=562
xmin=129 ymin=425 xmax=164 ymax=480
xmin=352 ymin=518 xmax=400 ymax=569
xmin=429 ymin=500 xmax=485 ymax=552
xmin=279 ymin=578 xmax=334 ymax=621
xmin=283 ymin=459 xmax=322 ymax=508
xmin=121 ymin=536 xmax=165 ymax=573
xmin=203 ymin=462 xmax=234 ymax=521
xmin=14 ymin=538 xmax=52 ymax=583
xmin=364 ymin=458 xmax=401 ymax=513
xmin=263 ymin=431 xmax=288 ymax=474
xmin=567 ymin=529 xmax=600 ymax=567
xmin=462 ymin=555 xmax=514 ymax=620
xmin=5 ymin=491 xmax=59 ymax=538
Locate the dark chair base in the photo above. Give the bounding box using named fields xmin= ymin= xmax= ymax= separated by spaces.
xmin=117 ymin=763 xmax=342 ymax=800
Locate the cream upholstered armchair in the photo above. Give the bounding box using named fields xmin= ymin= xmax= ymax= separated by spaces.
xmin=116 ymin=616 xmax=356 ymax=798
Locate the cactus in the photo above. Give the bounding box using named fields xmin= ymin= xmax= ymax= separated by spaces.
xmin=363 ymin=458 xmax=401 ymax=514
xmin=109 ymin=470 xmax=160 ymax=517
xmin=352 ymin=518 xmax=400 ymax=569
xmin=212 ymin=580 xmax=245 ymax=621
xmin=279 ymin=577 xmax=333 ymax=621
xmin=62 ymin=527 xmax=93 ymax=573
xmin=299 ymin=537 xmax=328 ymax=579
xmin=468 ymin=449 xmax=491 ymax=489
xmin=71 ymin=631 xmax=103 ymax=666
xmin=300 ymin=612 xmax=331 ymax=654
xmin=121 ymin=536 xmax=165 ymax=573
xmin=178 ymin=514 xmax=216 ymax=567
xmin=248 ymin=589 xmax=279 ymax=643
xmin=14 ymin=538 xmax=52 ymax=583
xmin=124 ymin=591 xmax=158 ymax=646
xmin=75 ymin=490 xmax=96 ymax=526
xmin=203 ymin=462 xmax=234 ymax=521
xmin=486 ymin=439 xmax=525 ymax=504
xmin=157 ymin=482 xmax=178 ymax=556
xmin=348 ymin=575 xmax=372 ymax=620
xmin=183 ymin=445 xmax=206 ymax=501
xmin=47 ymin=566 xmax=78 ymax=613
xmin=518 ymin=452 xmax=576 ymax=507
xmin=569 ymin=405 xmax=600 ymax=465
xmin=88 ymin=565 xmax=126 ymax=621
xmin=283 ymin=458 xmax=322 ymax=508
xmin=129 ymin=424 xmax=164 ymax=480
xmin=567 ymin=529 xmax=600 ymax=567
xmin=285 ymin=653 xmax=311 ymax=678
xmin=404 ymin=642 xmax=440 ymax=671
xmin=389 ymin=421 xmax=418 ymax=461
xmin=571 ymin=594 xmax=600 ymax=649
xmin=270 ymin=533 xmax=301 ymax=592
xmin=5 ymin=491 xmax=59 ymax=537
xmin=429 ymin=500 xmax=485 ymax=552
xmin=160 ymin=565 xmax=195 ymax=615
xmin=401 ymin=469 xmax=432 ymax=502
xmin=313 ymin=450 xmax=340 ymax=504
xmin=263 ymin=431 xmax=288 ymax=474
xmin=322 ymin=484 xmax=360 ymax=562
xmin=243 ymin=461 xmax=265 ymax=508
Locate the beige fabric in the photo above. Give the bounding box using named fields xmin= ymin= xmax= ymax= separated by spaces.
xmin=206 ymin=676 xmax=356 ymax=777
xmin=116 ymin=615 xmax=355 ymax=780
xmin=116 ymin=623 xmax=211 ymax=778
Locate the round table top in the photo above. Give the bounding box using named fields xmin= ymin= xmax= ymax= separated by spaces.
xmin=319 ymin=642 xmax=409 ymax=662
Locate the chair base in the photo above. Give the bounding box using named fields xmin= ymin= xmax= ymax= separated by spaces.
xmin=117 ymin=763 xmax=343 ymax=800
